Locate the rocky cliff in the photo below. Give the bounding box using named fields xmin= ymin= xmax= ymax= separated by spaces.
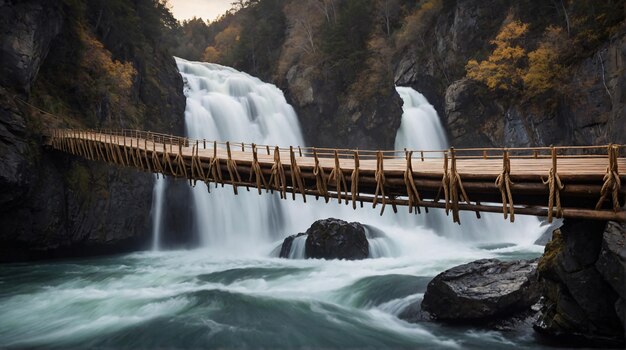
xmin=0 ymin=0 xmax=186 ymax=262
xmin=535 ymin=220 xmax=625 ymax=347
xmin=394 ymin=0 xmax=624 ymax=147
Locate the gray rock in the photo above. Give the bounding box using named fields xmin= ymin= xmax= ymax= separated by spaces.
xmin=420 ymin=258 xmax=541 ymax=320
xmin=535 ymin=220 xmax=625 ymax=346
xmin=0 ymin=0 xmax=63 ymax=92
xmin=304 ymin=218 xmax=369 ymax=260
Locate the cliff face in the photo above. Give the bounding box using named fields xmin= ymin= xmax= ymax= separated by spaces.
xmin=536 ymin=220 xmax=625 ymax=346
xmin=0 ymin=0 xmax=186 ymax=262
xmin=394 ymin=0 xmax=624 ymax=148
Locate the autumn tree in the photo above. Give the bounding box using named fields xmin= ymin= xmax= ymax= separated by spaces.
xmin=202 ymin=46 xmax=221 ymax=62
xmin=523 ymin=26 xmax=567 ymax=97
xmin=395 ymin=0 xmax=443 ymax=50
xmin=466 ymin=21 xmax=529 ymax=92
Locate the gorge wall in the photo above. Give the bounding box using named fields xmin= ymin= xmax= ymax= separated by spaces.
xmin=0 ymin=0 xmax=186 ymax=262
xmin=186 ymin=0 xmax=624 ymax=150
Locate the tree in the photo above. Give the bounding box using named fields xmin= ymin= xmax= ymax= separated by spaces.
xmin=202 ymin=46 xmax=221 ymax=62
xmin=466 ymin=21 xmax=529 ymax=92
xmin=523 ymin=26 xmax=567 ymax=96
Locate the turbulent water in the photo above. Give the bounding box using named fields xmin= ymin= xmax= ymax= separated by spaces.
xmin=0 ymin=59 xmax=551 ymax=349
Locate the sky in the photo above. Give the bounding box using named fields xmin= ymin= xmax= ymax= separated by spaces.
xmin=168 ymin=0 xmax=233 ymax=22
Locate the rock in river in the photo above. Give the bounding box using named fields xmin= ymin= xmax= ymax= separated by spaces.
xmin=279 ymin=218 xmax=369 ymax=260
xmin=421 ymin=259 xmax=541 ymax=321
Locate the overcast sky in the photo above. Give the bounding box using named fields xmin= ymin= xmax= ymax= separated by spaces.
xmin=168 ymin=0 xmax=233 ymax=22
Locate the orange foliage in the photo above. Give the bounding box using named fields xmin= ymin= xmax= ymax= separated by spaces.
xmin=79 ymin=26 xmax=137 ymax=123
xmin=466 ymin=21 xmax=528 ymax=92
xmin=202 ymin=46 xmax=221 ymax=62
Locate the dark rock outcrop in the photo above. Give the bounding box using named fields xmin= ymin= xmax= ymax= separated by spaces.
xmin=0 ymin=0 xmax=63 ymax=92
xmin=394 ymin=1 xmax=625 ymax=148
xmin=305 ymin=218 xmax=369 ymax=260
xmin=420 ymin=259 xmax=541 ymax=321
xmin=0 ymin=0 xmax=186 ymax=261
xmin=279 ymin=218 xmax=369 ymax=260
xmin=535 ymin=220 xmax=625 ymax=347
xmin=284 ymin=61 xmax=403 ymax=150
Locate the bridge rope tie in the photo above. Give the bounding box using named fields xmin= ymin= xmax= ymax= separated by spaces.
xmin=151 ymin=141 xmax=165 ymax=178
xmin=329 ymin=150 xmax=349 ymax=205
xmin=162 ymin=143 xmax=177 ymax=175
xmin=143 ymin=138 xmax=152 ymax=173
xmin=449 ymin=147 xmax=471 ymax=224
xmin=404 ymin=150 xmax=422 ymax=214
xmin=174 ymin=142 xmax=188 ymax=179
xmin=249 ymin=144 xmax=268 ymax=195
xmin=542 ymin=147 xmax=564 ymax=223
xmin=269 ymin=146 xmax=287 ymax=199
xmin=350 ymin=151 xmax=361 ymax=209
xmin=372 ymin=151 xmax=387 ymax=215
xmin=190 ymin=141 xmax=206 ymax=186
xmin=225 ymin=141 xmax=242 ymax=195
xmin=495 ymin=150 xmax=515 ymax=222
xmin=312 ymin=148 xmax=329 ymax=202
xmin=207 ymin=141 xmax=224 ymax=191
xmin=289 ymin=146 xmax=307 ymax=202
xmin=114 ymin=135 xmax=125 ymax=166
xmin=123 ymin=135 xmax=130 ymax=166
xmin=595 ymin=144 xmax=621 ymax=211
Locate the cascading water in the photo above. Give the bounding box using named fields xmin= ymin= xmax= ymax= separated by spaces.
xmin=392 ymin=87 xmax=543 ymax=244
xmin=169 ymin=58 xmax=307 ymax=252
xmin=0 ymin=59 xmax=548 ymax=349
xmin=150 ymin=175 xmax=165 ymax=251
xmin=151 ymin=58 xmax=542 ymax=255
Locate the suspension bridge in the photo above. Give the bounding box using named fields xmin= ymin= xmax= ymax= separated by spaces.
xmin=45 ymin=129 xmax=625 ymax=223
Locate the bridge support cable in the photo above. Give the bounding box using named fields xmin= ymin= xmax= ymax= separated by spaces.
xmin=495 ymin=150 xmax=515 ymax=222
xmin=372 ymin=151 xmax=388 ymax=215
xmin=449 ymin=147 xmax=472 ymax=225
xmin=207 ymin=141 xmax=224 ymax=192
xmin=289 ymin=146 xmax=307 ymax=202
xmin=404 ymin=150 xmax=422 ymax=214
xmin=596 ymin=144 xmax=622 ymax=211
xmin=249 ymin=144 xmax=269 ymax=195
xmin=312 ymin=148 xmax=329 ymax=203
xmin=350 ymin=151 xmax=361 ymax=209
xmin=329 ymin=150 xmax=349 ymax=205
xmin=269 ymin=146 xmax=287 ymax=199
xmin=543 ymin=147 xmax=564 ymax=223
xmin=225 ymin=142 xmax=243 ymax=195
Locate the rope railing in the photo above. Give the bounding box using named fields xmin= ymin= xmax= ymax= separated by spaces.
xmin=45 ymin=128 xmax=626 ymax=223
xmin=48 ymin=128 xmax=623 ymax=161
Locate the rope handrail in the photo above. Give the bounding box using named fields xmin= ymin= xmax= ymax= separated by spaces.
xmin=48 ymin=129 xmax=625 ymax=162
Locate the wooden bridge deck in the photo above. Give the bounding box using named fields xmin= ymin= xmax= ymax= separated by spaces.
xmin=46 ymin=129 xmax=626 ymax=223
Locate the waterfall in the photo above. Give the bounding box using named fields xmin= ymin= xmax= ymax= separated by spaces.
xmin=150 ymin=175 xmax=165 ymax=251
xmin=392 ymin=87 xmax=541 ymax=244
xmin=150 ymin=58 xmax=541 ymax=255
xmin=172 ymin=57 xmax=311 ymax=252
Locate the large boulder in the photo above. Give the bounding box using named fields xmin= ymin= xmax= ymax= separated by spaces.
xmin=420 ymin=259 xmax=541 ymax=321
xmin=279 ymin=218 xmax=369 ymax=260
xmin=305 ymin=218 xmax=369 ymax=260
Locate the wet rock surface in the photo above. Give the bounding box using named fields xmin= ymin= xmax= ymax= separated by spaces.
xmin=280 ymin=219 xmax=369 ymax=260
xmin=535 ymin=220 xmax=625 ymax=347
xmin=420 ymin=258 xmax=541 ymax=321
